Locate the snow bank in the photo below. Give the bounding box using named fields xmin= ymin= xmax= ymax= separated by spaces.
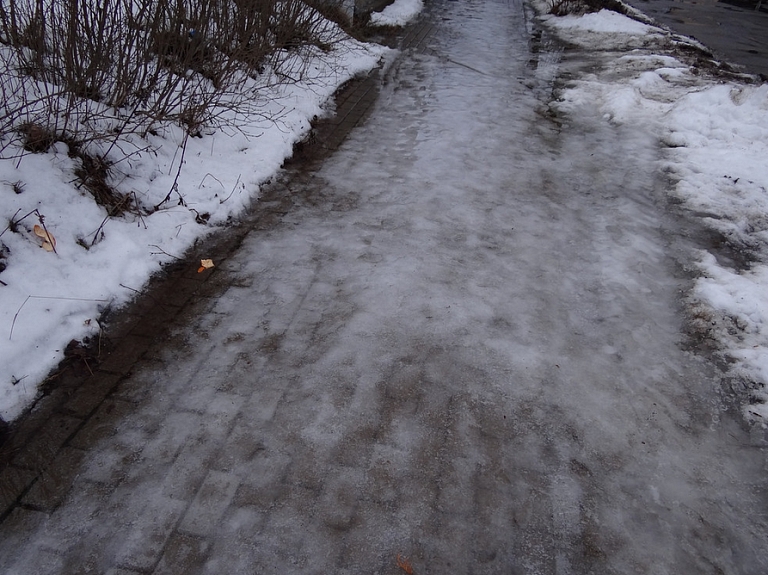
xmin=0 ymin=34 xmax=387 ymax=422
xmin=668 ymin=85 xmax=768 ymax=421
xmin=693 ymin=254 xmax=768 ymax=420
xmin=541 ymin=7 xmax=665 ymax=50
xmin=546 ymin=9 xmax=653 ymax=35
xmin=369 ymin=0 xmax=423 ymax=27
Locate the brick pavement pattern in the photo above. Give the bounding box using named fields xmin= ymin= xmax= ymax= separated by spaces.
xmin=2 ymin=1 xmax=768 ymax=574
xmin=0 ymin=14 xmax=436 ymax=575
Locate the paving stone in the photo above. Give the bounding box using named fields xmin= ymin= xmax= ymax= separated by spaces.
xmin=186 ymin=239 xmax=248 ymax=278
xmin=141 ymin=331 xmax=199 ymax=364
xmin=231 ymin=478 xmax=290 ymax=512
xmin=60 ymin=372 xmax=121 ymax=418
xmin=12 ymin=414 xmax=82 ymax=471
xmin=6 ymin=546 xmax=63 ymax=575
xmin=315 ymin=468 xmax=366 ymax=532
xmin=1 ymin=389 xmax=72 ymax=459
xmin=178 ymin=470 xmax=239 ymax=536
xmin=204 ymin=392 xmax=242 ymax=423
xmin=153 ymin=533 xmax=210 ymax=575
xmin=79 ymin=428 xmax=146 ymax=485
xmin=115 ymin=496 xmax=187 ymax=572
xmin=212 ymin=420 xmax=266 ymax=473
xmin=161 ymin=440 xmax=218 ymax=501
xmin=180 ymin=262 xmax=216 ymax=281
xmin=170 ymin=400 xmax=237 ymax=444
xmin=257 ymin=505 xmax=313 ymax=567
xmin=199 ymin=508 xmax=266 ymax=574
xmin=412 ymin=22 xmax=435 ymax=50
xmin=125 ymin=304 xmax=180 ymax=339
xmin=21 ymin=447 xmax=87 ymax=512
xmin=67 ymin=399 xmax=135 ymax=450
xmin=232 ymin=451 xmax=292 ymax=509
xmin=0 ymin=465 xmax=37 ymax=517
xmin=139 ymin=411 xmax=203 ymax=466
xmin=186 ymin=271 xmax=232 ymax=299
xmin=173 ymin=382 xmax=220 ymax=415
xmin=110 ymin=360 xmax=163 ymax=404
xmin=102 ymin=310 xmax=142 ymax=342
xmin=98 ymin=334 xmax=152 ymax=374
xmin=0 ymin=507 xmax=47 ymax=571
xmin=244 ymin=387 xmax=284 ymax=423
xmin=34 ymin=480 xmax=113 ymax=554
xmin=161 ymin=277 xmax=205 ymax=308
xmin=401 ymin=20 xmax=434 ymax=51
xmin=0 ymin=9 xmax=435 ymax=572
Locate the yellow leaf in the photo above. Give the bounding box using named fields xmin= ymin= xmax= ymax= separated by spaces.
xmin=33 ymin=224 xmax=56 ymax=251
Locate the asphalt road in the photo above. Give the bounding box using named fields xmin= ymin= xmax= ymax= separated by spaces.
xmin=624 ymin=0 xmax=768 ymax=78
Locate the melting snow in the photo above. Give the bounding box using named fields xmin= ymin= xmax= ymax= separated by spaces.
xmin=370 ymin=0 xmax=424 ymax=27
xmin=539 ymin=0 xmax=768 ymax=423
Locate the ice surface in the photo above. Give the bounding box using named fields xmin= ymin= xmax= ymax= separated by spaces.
xmin=1 ymin=0 xmax=768 ymax=573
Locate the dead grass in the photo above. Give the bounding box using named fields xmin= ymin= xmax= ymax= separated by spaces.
xmin=18 ymin=123 xmax=56 ymax=154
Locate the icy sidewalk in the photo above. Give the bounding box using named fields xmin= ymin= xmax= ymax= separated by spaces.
xmin=1 ymin=0 xmax=767 ymax=573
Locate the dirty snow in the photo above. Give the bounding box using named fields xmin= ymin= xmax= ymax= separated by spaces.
xmin=539 ymin=1 xmax=768 ymax=422
xmin=369 ymin=0 xmax=424 ymax=27
xmin=547 ymin=8 xmax=652 ymax=35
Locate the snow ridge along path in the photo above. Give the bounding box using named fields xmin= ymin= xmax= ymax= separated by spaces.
xmin=1 ymin=0 xmax=767 ymax=574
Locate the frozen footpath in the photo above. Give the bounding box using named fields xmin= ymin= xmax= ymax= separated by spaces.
xmin=2 ymin=0 xmax=768 ymax=573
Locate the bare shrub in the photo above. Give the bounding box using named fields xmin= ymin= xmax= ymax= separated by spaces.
xmin=307 ymin=0 xmax=352 ymax=30
xmin=71 ymin=147 xmax=132 ymax=217
xmin=0 ymin=0 xmax=352 ymax=221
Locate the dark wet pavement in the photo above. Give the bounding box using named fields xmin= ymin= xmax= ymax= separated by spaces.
xmin=625 ymin=0 xmax=768 ymax=78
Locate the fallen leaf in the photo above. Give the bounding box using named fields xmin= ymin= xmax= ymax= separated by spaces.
xmin=33 ymin=224 xmax=56 ymax=252
xmin=197 ymin=258 xmax=214 ymax=273
xmin=396 ymin=554 xmax=414 ymax=574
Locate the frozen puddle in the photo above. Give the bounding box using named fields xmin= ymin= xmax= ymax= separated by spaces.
xmin=2 ymin=0 xmax=767 ymax=573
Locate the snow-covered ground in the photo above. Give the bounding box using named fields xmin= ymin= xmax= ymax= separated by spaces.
xmin=2 ymin=0 xmax=768 ymax=429
xmin=537 ymin=2 xmax=768 ymax=423
xmin=369 ymin=0 xmax=424 ymax=26
xmin=0 ymin=22 xmax=388 ymax=422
